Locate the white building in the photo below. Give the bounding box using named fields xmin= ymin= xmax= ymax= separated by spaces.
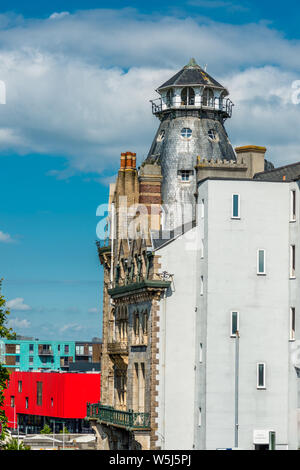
xmin=90 ymin=60 xmax=300 ymax=451
xmin=156 ymin=173 xmax=300 ymax=450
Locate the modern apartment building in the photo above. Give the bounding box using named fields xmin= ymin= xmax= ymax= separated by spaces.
xmin=0 ymin=339 xmax=102 ymax=372
xmin=3 ymin=370 xmax=101 ymax=434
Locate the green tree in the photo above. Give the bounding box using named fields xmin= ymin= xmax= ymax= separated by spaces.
xmin=59 ymin=426 xmax=69 ymax=434
xmin=40 ymin=424 xmax=52 ymax=434
xmin=2 ymin=437 xmax=31 ymax=450
xmin=0 ymin=279 xmax=16 ymax=441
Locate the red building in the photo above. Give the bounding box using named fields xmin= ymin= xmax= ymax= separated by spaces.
xmin=2 ymin=371 xmax=100 ymax=434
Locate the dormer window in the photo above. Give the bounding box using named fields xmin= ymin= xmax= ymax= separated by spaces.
xmin=181 ymin=127 xmax=192 ymax=139
xmin=181 ymin=87 xmax=195 ymax=106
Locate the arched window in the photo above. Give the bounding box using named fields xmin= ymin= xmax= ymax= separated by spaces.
xmin=202 ymin=88 xmax=214 ymax=107
xmin=181 ymin=87 xmax=195 ymax=106
xmin=219 ymin=90 xmax=227 ymax=110
xmin=208 ymin=129 xmax=218 ymax=141
xmin=134 ymin=311 xmax=140 ymax=343
xmin=166 ymin=89 xmax=173 ymax=107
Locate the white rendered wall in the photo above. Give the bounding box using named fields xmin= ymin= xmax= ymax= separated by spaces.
xmin=156 ymin=229 xmax=198 ymax=450
xmin=196 ymin=179 xmax=298 ymax=450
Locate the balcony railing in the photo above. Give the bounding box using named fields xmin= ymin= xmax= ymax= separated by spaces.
xmin=150 ymin=96 xmax=234 ymax=117
xmin=107 ymin=341 xmax=129 ymax=355
xmin=86 ymin=403 xmax=150 ymax=430
xmin=38 ymin=348 xmax=53 ymax=356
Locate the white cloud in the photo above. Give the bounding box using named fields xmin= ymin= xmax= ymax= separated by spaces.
xmin=187 ymin=0 xmax=249 ymax=11
xmin=6 ymin=297 xmax=31 ymax=311
xmin=59 ymin=323 xmax=84 ymax=333
xmin=0 ymin=230 xmax=14 ymax=243
xmin=7 ymin=317 xmax=31 ymax=329
xmin=0 ymin=10 xmax=298 ymax=172
xmin=49 ymin=12 xmax=70 ymax=20
xmin=88 ymin=307 xmax=98 ymax=313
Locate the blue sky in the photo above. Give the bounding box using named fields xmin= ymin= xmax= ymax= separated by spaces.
xmin=0 ymin=1 xmax=300 ymax=340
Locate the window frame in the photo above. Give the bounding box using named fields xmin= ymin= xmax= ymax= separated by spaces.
xmin=290 ymin=190 xmax=296 ymax=222
xmin=231 ymin=194 xmax=240 ymax=219
xmin=290 ymin=245 xmax=296 ymax=279
xmin=257 ymin=249 xmax=266 ymax=275
xmin=179 ymin=170 xmax=192 ymax=182
xmin=201 ymin=199 xmax=205 ymax=219
xmin=257 ymin=363 xmax=266 ymax=389
xmin=230 ymin=311 xmax=239 ymax=337
xmin=36 ymin=381 xmax=43 ymax=406
xmin=200 ymin=239 xmax=204 ymax=259
xmin=199 ymin=343 xmax=203 ymax=363
xmin=208 ymin=129 xmax=218 ymax=141
xmin=198 ymin=407 xmax=202 ymax=427
xmin=290 ymin=307 xmax=296 ymax=341
xmin=200 ymin=276 xmax=204 ymax=296
xmin=180 ymin=127 xmax=193 ymax=140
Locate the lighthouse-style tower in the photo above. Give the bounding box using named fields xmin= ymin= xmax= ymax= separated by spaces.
xmin=145 ymin=58 xmax=236 ymax=230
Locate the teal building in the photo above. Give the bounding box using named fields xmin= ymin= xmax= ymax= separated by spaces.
xmin=0 ymin=339 xmax=76 ymax=372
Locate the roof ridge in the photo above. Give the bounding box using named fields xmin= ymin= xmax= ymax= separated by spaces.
xmin=255 ymin=160 xmax=300 ymax=176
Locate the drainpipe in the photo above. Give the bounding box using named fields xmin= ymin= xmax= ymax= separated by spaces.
xmin=234 ymin=331 xmax=240 ymax=449
xmin=110 ymin=203 xmax=115 ymax=290
xmin=160 ymin=288 xmax=167 ymax=449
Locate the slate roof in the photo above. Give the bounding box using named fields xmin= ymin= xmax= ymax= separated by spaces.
xmin=254 ymin=161 xmax=300 ymax=182
xmin=157 ymin=58 xmax=227 ymax=91
xmin=151 ymin=220 xmax=196 ymax=250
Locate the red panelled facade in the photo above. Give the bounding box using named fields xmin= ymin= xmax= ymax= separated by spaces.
xmin=2 ymin=371 xmax=101 ymax=429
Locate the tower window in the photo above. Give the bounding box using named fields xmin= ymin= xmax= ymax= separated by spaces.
xmin=166 ymin=89 xmax=174 ymax=107
xmin=202 ymin=88 xmax=214 ymax=107
xmin=179 ymin=170 xmax=193 ymax=181
xmin=157 ymin=130 xmax=165 ymax=142
xmin=208 ymin=129 xmax=218 ymax=141
xmin=181 ymin=128 xmax=192 ymax=139
xmin=181 ymin=87 xmax=195 ymax=106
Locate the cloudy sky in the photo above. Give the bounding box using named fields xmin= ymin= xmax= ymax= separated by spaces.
xmin=1 ymin=0 xmax=300 ymax=340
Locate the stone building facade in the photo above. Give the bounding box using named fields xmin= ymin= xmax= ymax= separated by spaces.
xmin=87 ymin=59 xmax=298 ymax=450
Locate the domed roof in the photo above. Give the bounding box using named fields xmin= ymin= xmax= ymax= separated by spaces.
xmin=157 ymin=58 xmax=228 ymax=93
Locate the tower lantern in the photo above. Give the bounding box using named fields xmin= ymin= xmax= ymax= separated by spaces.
xmin=150 ymin=58 xmax=233 ymax=119
xmin=147 ymin=58 xmax=236 ymax=230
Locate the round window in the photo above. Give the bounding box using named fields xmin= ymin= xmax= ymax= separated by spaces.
xmin=208 ymin=129 xmax=218 ymax=141
xmin=157 ymin=130 xmax=165 ymax=142
xmin=181 ymin=128 xmax=192 ymax=139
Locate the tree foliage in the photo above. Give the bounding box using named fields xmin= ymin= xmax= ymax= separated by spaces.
xmin=40 ymin=424 xmax=52 ymax=434
xmin=0 ymin=279 xmax=16 ymax=440
xmin=59 ymin=426 xmax=70 ymax=434
xmin=2 ymin=437 xmax=31 ymax=450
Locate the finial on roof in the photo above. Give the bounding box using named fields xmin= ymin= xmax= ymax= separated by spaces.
xmin=184 ymin=58 xmax=200 ymax=69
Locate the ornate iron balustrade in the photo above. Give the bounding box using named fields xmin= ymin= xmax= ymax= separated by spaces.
xmin=107 ymin=341 xmax=129 ymax=355
xmin=150 ymin=96 xmax=233 ymax=117
xmin=86 ymin=402 xmax=150 ymax=430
